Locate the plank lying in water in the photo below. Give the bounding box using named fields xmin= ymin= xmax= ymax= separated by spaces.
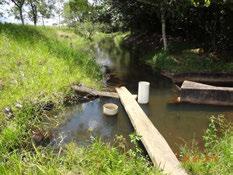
xmin=180 ymin=80 xmax=233 ymax=106
xmin=116 ymin=87 xmax=187 ymax=175
xmin=72 ymin=85 xmax=119 ymax=98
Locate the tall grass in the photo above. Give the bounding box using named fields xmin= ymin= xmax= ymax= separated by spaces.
xmin=0 ymin=139 xmax=160 ymax=175
xmin=0 ymin=24 xmax=101 ymax=111
xmin=0 ymin=23 xmax=102 ymax=154
xmin=181 ymin=116 xmax=233 ymax=175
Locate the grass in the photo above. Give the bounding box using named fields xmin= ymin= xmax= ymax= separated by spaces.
xmin=0 ymin=24 xmax=160 ymax=175
xmin=181 ymin=116 xmax=233 ymax=175
xmin=147 ymin=42 xmax=233 ymax=73
xmin=0 ymin=104 xmax=160 ymax=175
xmin=0 ymin=24 xmax=101 ymax=111
xmin=0 ymin=138 xmax=160 ymax=175
xmin=0 ymin=23 xmax=102 ymax=153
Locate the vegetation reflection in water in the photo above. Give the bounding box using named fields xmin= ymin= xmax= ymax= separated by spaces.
xmin=56 ymin=37 xmax=233 ymax=155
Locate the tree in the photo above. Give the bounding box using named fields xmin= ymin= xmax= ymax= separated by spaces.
xmin=63 ymin=0 xmax=91 ymax=26
xmin=27 ymin=0 xmax=54 ymax=26
xmin=10 ymin=0 xmax=25 ymax=25
xmin=136 ymin=0 xmax=174 ymax=50
xmin=27 ymin=0 xmax=37 ymax=25
xmin=63 ymin=1 xmax=80 ymax=26
xmin=55 ymin=0 xmax=64 ymax=26
xmin=38 ymin=0 xmax=55 ymax=26
xmin=97 ymin=0 xmax=175 ymax=49
xmin=0 ymin=0 xmax=4 ymax=17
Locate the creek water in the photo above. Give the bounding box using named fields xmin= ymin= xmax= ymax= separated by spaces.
xmin=54 ymin=37 xmax=233 ymax=153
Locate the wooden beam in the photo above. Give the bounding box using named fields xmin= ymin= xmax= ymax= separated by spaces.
xmin=180 ymin=80 xmax=233 ymax=106
xmin=116 ymin=87 xmax=187 ymax=175
xmin=161 ymin=71 xmax=233 ymax=85
xmin=72 ymin=85 xmax=119 ymax=99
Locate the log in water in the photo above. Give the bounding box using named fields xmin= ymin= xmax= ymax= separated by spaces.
xmin=72 ymin=85 xmax=119 ymax=99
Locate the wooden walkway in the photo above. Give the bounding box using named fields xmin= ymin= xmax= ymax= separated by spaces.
xmin=116 ymin=87 xmax=187 ymax=175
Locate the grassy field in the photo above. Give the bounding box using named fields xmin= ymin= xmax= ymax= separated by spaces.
xmin=0 ymin=138 xmax=160 ymax=175
xmin=0 ymin=24 xmax=160 ymax=175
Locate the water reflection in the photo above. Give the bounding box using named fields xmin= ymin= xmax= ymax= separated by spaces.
xmin=54 ymin=36 xmax=233 ymax=153
xmin=55 ymin=98 xmax=134 ymax=148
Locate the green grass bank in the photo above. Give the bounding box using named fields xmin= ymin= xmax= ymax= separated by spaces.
xmin=0 ymin=23 xmax=102 ymax=153
xmin=0 ymin=24 xmax=160 ymax=175
xmin=148 ymin=49 xmax=233 ymax=73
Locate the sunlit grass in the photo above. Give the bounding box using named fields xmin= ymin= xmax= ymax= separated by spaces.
xmin=0 ymin=24 xmax=102 ymax=147
xmin=0 ymin=139 xmax=161 ymax=175
xmin=0 ymin=24 xmax=101 ymax=112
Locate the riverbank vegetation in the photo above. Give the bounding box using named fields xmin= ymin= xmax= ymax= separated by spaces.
xmin=0 ymin=23 xmax=160 ymax=175
xmin=147 ymin=46 xmax=233 ymax=73
xmin=89 ymin=0 xmax=233 ymax=73
xmin=1 ymin=0 xmax=233 ymax=174
xmin=181 ymin=116 xmax=233 ymax=175
xmin=0 ymin=23 xmax=102 ymax=151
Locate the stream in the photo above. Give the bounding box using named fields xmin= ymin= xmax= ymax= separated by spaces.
xmin=54 ymin=37 xmax=233 ymax=154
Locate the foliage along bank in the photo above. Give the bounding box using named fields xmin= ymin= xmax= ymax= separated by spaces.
xmin=0 ymin=23 xmax=161 ymax=175
xmin=181 ymin=116 xmax=233 ymax=175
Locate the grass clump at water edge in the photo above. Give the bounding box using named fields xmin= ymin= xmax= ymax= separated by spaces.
xmin=181 ymin=116 xmax=233 ymax=175
xmin=0 ymin=138 xmax=160 ymax=175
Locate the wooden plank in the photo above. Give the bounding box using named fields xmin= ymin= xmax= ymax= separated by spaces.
xmin=72 ymin=85 xmax=119 ymax=98
xmin=116 ymin=87 xmax=187 ymax=175
xmin=180 ymin=81 xmax=233 ymax=106
xmin=161 ymin=71 xmax=233 ymax=85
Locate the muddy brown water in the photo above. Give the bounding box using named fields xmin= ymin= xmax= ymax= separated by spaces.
xmin=53 ymin=38 xmax=233 ymax=154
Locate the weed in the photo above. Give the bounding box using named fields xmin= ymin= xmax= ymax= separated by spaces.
xmin=181 ymin=115 xmax=233 ymax=175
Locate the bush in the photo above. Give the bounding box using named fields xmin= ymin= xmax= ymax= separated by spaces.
xmin=150 ymin=51 xmax=177 ymax=71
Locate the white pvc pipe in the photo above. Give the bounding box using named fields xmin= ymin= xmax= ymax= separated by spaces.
xmin=138 ymin=81 xmax=150 ymax=104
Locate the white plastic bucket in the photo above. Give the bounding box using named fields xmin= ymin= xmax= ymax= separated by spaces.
xmin=103 ymin=103 xmax=118 ymax=116
xmin=138 ymin=81 xmax=150 ymax=104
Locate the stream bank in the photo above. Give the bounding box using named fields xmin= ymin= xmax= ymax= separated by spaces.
xmin=0 ymin=25 xmax=162 ymax=175
xmin=54 ymin=35 xmax=233 ymax=155
xmin=123 ymin=32 xmax=233 ymax=74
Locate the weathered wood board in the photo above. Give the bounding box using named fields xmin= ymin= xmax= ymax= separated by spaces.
xmin=116 ymin=87 xmax=187 ymax=175
xmin=72 ymin=85 xmax=119 ymax=98
xmin=161 ymin=71 xmax=233 ymax=85
xmin=180 ymin=81 xmax=233 ymax=106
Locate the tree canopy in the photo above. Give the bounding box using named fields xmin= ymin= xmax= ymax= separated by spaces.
xmin=0 ymin=0 xmax=55 ymax=25
xmin=1 ymin=0 xmax=233 ymax=52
